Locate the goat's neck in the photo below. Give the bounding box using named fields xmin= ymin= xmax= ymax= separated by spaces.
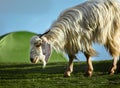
xmin=42 ymin=28 xmax=66 ymax=51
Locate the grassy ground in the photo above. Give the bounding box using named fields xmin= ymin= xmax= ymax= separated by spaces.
xmin=0 ymin=61 xmax=120 ymax=88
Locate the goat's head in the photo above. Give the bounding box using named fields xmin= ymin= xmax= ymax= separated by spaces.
xmin=30 ymin=36 xmax=52 ymax=68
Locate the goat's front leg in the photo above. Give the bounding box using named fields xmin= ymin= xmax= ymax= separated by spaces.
xmin=64 ymin=55 xmax=74 ymax=77
xmin=109 ymin=56 xmax=118 ymax=75
xmin=84 ymin=53 xmax=93 ymax=77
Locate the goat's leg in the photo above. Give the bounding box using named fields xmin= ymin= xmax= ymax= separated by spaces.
xmin=107 ymin=34 xmax=120 ymax=74
xmin=109 ymin=56 xmax=119 ymax=75
xmin=64 ymin=55 xmax=74 ymax=77
xmin=84 ymin=53 xmax=93 ymax=77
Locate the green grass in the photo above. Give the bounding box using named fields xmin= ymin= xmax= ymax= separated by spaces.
xmin=0 ymin=61 xmax=120 ymax=88
xmin=0 ymin=31 xmax=67 ymax=63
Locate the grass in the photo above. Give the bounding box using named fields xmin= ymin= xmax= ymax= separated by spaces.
xmin=0 ymin=61 xmax=120 ymax=88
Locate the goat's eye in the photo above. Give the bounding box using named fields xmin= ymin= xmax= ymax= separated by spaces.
xmin=35 ymin=44 xmax=40 ymax=47
xmin=34 ymin=39 xmax=42 ymax=47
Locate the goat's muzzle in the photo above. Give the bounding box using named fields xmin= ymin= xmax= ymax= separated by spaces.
xmin=30 ymin=57 xmax=39 ymax=64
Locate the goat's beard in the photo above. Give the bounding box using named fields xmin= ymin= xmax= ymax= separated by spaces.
xmin=39 ymin=54 xmax=46 ymax=68
xmin=37 ymin=53 xmax=46 ymax=68
xmin=32 ymin=53 xmax=46 ymax=68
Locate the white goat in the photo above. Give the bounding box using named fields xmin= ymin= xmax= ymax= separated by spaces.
xmin=30 ymin=0 xmax=120 ymax=77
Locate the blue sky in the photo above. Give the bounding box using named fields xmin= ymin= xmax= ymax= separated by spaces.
xmin=0 ymin=0 xmax=112 ymax=61
xmin=0 ymin=0 xmax=85 ymax=35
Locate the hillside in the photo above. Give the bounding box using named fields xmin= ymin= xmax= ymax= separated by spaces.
xmin=0 ymin=31 xmax=67 ymax=63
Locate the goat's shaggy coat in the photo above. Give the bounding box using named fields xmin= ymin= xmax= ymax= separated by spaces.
xmin=42 ymin=0 xmax=120 ymax=57
xmin=30 ymin=0 xmax=120 ymax=76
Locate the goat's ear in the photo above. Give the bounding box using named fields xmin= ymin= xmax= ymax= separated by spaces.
xmin=37 ymin=34 xmax=42 ymax=37
xmin=30 ymin=36 xmax=43 ymax=48
xmin=41 ymin=40 xmax=52 ymax=63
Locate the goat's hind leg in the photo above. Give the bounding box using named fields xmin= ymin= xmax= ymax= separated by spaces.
xmin=108 ymin=43 xmax=119 ymax=74
xmin=109 ymin=55 xmax=119 ymax=75
xmin=109 ymin=32 xmax=120 ymax=74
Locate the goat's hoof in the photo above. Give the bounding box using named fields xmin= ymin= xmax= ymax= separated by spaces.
xmin=64 ymin=71 xmax=71 ymax=77
xmin=84 ymin=71 xmax=92 ymax=77
xmin=109 ymin=66 xmax=116 ymax=75
xmin=64 ymin=75 xmax=70 ymax=77
xmin=108 ymin=70 xmax=115 ymax=75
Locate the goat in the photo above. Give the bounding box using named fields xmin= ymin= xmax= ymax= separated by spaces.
xmin=30 ymin=0 xmax=120 ymax=77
